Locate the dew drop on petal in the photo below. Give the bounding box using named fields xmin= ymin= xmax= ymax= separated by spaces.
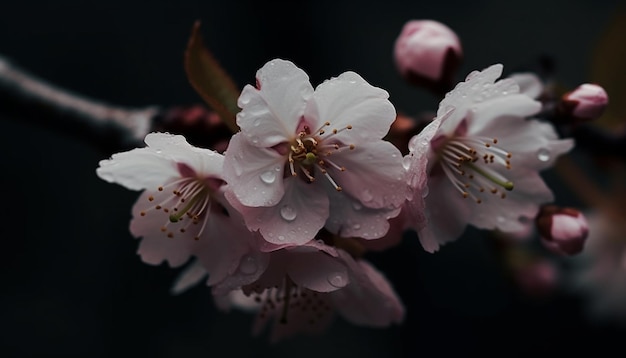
xmin=402 ymin=156 xmax=412 ymax=170
xmin=352 ymin=202 xmax=362 ymax=211
xmin=352 ymin=223 xmax=361 ymax=230
xmin=328 ymin=273 xmax=347 ymax=288
xmin=537 ymin=148 xmax=551 ymax=162
xmin=421 ymin=185 xmax=430 ymax=198
xmin=239 ymin=256 xmax=258 ymax=275
xmin=260 ymin=170 xmax=276 ymax=184
xmin=280 ymin=205 xmax=297 ymax=221
xmin=278 ymin=235 xmax=286 ymax=241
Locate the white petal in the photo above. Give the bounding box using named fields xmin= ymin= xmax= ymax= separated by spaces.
xmin=223 ymin=133 xmax=286 ymax=207
xmin=508 ymin=73 xmax=543 ymax=99
xmin=97 ymin=148 xmax=178 ymax=191
xmin=237 ymin=59 xmax=313 ymax=147
xmin=305 ymin=71 xmax=395 ymax=144
xmin=466 ymin=94 xmax=541 ymax=134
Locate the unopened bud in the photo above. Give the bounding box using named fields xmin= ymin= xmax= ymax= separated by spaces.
xmin=558 ymin=83 xmax=608 ymax=123
xmin=536 ymin=205 xmax=589 ymax=256
xmin=394 ymin=20 xmax=462 ymax=94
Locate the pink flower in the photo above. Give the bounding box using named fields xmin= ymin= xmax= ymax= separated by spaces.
xmin=97 ymin=132 xmax=259 ymax=286
xmin=223 ymin=59 xmax=407 ymax=246
xmin=405 ymin=64 xmax=574 ymax=252
xmin=214 ymin=241 xmax=404 ymax=342
xmin=394 ymin=20 xmax=463 ymax=93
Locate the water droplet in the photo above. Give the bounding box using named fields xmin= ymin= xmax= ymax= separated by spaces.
xmin=402 ymin=156 xmax=412 ymax=170
xmin=155 ymin=149 xmax=162 ymax=154
xmin=391 ymin=153 xmax=398 ymax=158
xmin=352 ymin=202 xmax=362 ymax=211
xmin=537 ymin=148 xmax=551 ymax=162
xmin=362 ymin=189 xmax=373 ymax=202
xmin=260 ymin=170 xmax=276 ymax=184
xmin=421 ymin=185 xmax=430 ymax=198
xmin=280 ymin=205 xmax=297 ymax=221
xmin=278 ymin=235 xmax=286 ymax=241
xmin=352 ymin=223 xmax=361 ymax=230
xmin=239 ymin=256 xmax=258 ymax=275
xmin=328 ymin=273 xmax=347 ymax=288
xmin=496 ymin=215 xmax=505 ymax=223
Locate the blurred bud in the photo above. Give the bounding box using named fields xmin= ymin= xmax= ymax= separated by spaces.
xmin=558 ymin=83 xmax=608 ymax=123
xmin=394 ymin=20 xmax=463 ymax=94
xmin=513 ymin=258 xmax=559 ymax=298
xmin=153 ymin=105 xmax=231 ymax=152
xmin=536 ymin=205 xmax=589 ymax=256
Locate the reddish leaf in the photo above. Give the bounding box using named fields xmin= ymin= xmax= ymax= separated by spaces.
xmin=184 ymin=21 xmax=240 ymax=133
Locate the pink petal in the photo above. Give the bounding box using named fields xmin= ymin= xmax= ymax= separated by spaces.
xmin=237 ymin=59 xmax=313 ymax=147
xmin=170 ymin=259 xmax=208 ymax=295
xmin=130 ymin=191 xmax=194 ymax=267
xmin=305 ymin=71 xmax=395 ymax=144
xmin=222 ymin=133 xmax=286 ymax=207
xmin=330 ymin=251 xmax=404 ymax=326
xmin=225 ymin=177 xmax=329 ymax=246
xmin=326 ymin=141 xmax=407 ymax=209
xmin=419 ymin=173 xmax=471 ymax=252
xmin=325 ymin=186 xmax=401 ymax=240
xmin=468 ymin=168 xmax=553 ymax=232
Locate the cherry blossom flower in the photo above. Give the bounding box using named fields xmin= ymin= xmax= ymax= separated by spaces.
xmin=96 ymin=132 xmax=258 ymax=286
xmin=214 ymin=240 xmax=404 ymax=342
xmin=404 ymin=64 xmax=574 ymax=252
xmin=223 ymin=59 xmax=407 ymax=246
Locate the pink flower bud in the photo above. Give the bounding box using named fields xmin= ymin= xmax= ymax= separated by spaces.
xmin=536 ymin=205 xmax=589 ymax=256
xmin=559 ymin=83 xmax=608 ymax=122
xmin=394 ymin=20 xmax=463 ymax=94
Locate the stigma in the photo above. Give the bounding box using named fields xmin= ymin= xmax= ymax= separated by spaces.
xmin=287 ymin=121 xmax=354 ymax=192
xmin=438 ymin=135 xmax=514 ymax=203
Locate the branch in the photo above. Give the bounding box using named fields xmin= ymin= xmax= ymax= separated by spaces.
xmin=0 ymin=55 xmax=159 ymax=152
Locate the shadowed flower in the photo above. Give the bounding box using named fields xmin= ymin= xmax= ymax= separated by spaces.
xmin=223 ymin=59 xmax=407 ymax=246
xmin=405 ymin=64 xmax=574 ymax=252
xmin=214 ymin=240 xmax=404 ymax=342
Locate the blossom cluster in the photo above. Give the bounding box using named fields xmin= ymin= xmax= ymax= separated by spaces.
xmin=96 ymin=22 xmax=578 ymax=341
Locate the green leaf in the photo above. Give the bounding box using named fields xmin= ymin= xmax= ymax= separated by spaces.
xmin=590 ymin=6 xmax=626 ymax=129
xmin=184 ymin=21 xmax=240 ymax=133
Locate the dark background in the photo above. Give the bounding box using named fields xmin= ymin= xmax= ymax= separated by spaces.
xmin=1 ymin=0 xmax=623 ymax=356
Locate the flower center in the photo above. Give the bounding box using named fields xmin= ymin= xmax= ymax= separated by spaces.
xmin=249 ymin=278 xmax=332 ymax=326
xmin=138 ymin=176 xmax=223 ymax=240
xmin=437 ymin=135 xmax=514 ymax=203
xmin=287 ymin=121 xmax=355 ymax=191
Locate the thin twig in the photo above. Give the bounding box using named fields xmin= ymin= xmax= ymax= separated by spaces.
xmin=0 ymin=55 xmax=159 ymax=151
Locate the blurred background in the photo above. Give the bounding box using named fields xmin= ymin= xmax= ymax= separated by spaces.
xmin=0 ymin=0 xmax=624 ymax=356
